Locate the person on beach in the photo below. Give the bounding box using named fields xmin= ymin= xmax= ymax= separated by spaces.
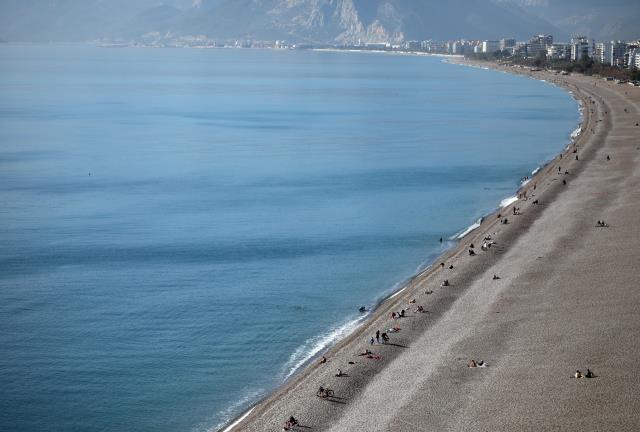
xmin=376 ymin=330 xmax=380 ymax=343
xmin=441 ymin=280 xmax=450 ymax=287
xmin=382 ymin=333 xmax=389 ymax=344
xmin=575 ymin=370 xmax=583 ymax=379
xmin=391 ymin=312 xmax=396 ymax=319
xmin=493 ymin=274 xmax=500 ymax=280
xmin=469 ymin=249 xmax=476 ymax=255
xmin=400 ymin=309 xmax=405 ymax=317
xmin=468 ymin=359 xmax=477 ymax=368
xmin=320 ymin=356 xmax=327 ymax=364
xmin=336 ymin=369 xmax=344 ymax=377
xmin=586 ymin=369 xmax=594 ymax=378
xmin=370 ymin=337 xmax=375 ymax=345
xmin=449 ymin=264 xmax=454 ymax=269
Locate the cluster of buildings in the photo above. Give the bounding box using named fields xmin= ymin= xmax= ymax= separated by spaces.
xmin=404 ymin=35 xmax=640 ymax=70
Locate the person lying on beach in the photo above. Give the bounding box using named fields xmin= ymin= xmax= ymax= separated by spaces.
xmin=359 ymin=349 xmax=372 ymax=356
xmin=388 ymin=327 xmax=401 ymax=333
xmin=409 ymin=298 xmax=416 ymax=303
xmin=468 ymin=359 xmax=487 ymax=368
xmin=596 ymin=220 xmax=609 ymax=227
xmin=425 ymin=290 xmax=433 ymax=295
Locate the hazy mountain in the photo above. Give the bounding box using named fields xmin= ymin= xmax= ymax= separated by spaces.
xmin=497 ymin=0 xmax=640 ymax=41
xmin=0 ymin=0 xmax=637 ymax=44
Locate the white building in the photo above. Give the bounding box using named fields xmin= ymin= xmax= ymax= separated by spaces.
xmin=547 ymin=43 xmax=571 ymax=60
xmin=482 ymin=40 xmax=500 ymax=54
xmin=570 ymin=36 xmax=592 ymax=61
xmin=595 ymin=42 xmax=611 ymax=64
xmin=610 ymin=41 xmax=627 ymax=67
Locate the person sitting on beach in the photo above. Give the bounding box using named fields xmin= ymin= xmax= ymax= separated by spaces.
xmin=320 ymin=356 xmax=327 ymax=364
xmin=532 ymin=199 xmax=539 ymax=205
xmin=477 ymin=360 xmax=485 ymax=367
xmin=441 ymin=280 xmax=450 ymax=287
xmin=468 ymin=359 xmax=477 ymax=368
xmin=391 ymin=312 xmax=397 ymax=319
xmin=440 ymin=262 xmax=445 ymax=268
xmin=470 ymin=243 xmax=475 ymax=249
xmin=336 ymin=369 xmax=345 ymax=377
xmin=575 ymin=370 xmax=583 ymax=379
xmin=409 ymin=298 xmax=416 ymax=303
xmin=449 ymin=264 xmax=454 ymax=269
xmin=469 ymin=249 xmax=476 ymax=255
xmin=400 ymin=309 xmax=406 ymax=317
xmin=382 ymin=333 xmax=389 ymax=343
xmin=416 ymin=305 xmax=424 ymax=313
xmin=586 ymin=369 xmax=594 ymax=378
xmin=289 ymin=416 xmax=298 ymax=426
xmin=493 ymin=274 xmax=500 ymax=280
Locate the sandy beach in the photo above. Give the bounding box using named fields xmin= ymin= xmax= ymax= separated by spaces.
xmin=225 ymin=61 xmax=640 ymax=432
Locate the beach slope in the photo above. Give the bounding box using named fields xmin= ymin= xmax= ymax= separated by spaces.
xmin=229 ymin=68 xmax=640 ymax=432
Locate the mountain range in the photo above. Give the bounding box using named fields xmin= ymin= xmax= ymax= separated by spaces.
xmin=0 ymin=0 xmax=638 ymax=44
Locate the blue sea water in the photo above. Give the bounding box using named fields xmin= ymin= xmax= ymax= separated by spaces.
xmin=0 ymin=45 xmax=578 ymax=432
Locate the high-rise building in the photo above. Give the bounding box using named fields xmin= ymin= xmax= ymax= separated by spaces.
xmin=500 ymin=38 xmax=516 ymax=50
xmin=547 ymin=43 xmax=571 ymax=60
xmin=571 ymin=36 xmax=592 ymax=61
xmin=610 ymin=41 xmax=627 ymax=67
xmin=482 ymin=40 xmax=500 ymax=54
xmin=595 ymin=42 xmax=611 ymax=64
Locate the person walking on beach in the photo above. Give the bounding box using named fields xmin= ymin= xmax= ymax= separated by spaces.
xmin=376 ymin=330 xmax=380 ymax=343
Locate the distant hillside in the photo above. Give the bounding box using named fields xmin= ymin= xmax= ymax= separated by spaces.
xmin=0 ymin=0 xmax=637 ymax=44
xmin=497 ymin=0 xmax=640 ymax=42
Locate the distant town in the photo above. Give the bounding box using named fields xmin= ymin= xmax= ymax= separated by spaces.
xmin=98 ymin=33 xmax=640 ymax=79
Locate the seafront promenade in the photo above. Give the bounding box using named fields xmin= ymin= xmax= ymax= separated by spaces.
xmin=228 ymin=66 xmax=640 ymax=432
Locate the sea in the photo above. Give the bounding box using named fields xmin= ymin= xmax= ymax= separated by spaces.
xmin=0 ymin=45 xmax=579 ymax=432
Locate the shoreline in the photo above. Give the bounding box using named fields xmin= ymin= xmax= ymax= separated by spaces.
xmin=219 ymin=59 xmax=593 ymax=431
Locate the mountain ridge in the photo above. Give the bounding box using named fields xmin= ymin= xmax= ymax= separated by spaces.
xmin=0 ymin=0 xmax=637 ymax=43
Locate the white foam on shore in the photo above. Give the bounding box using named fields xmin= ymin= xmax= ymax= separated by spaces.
xmin=387 ymin=285 xmax=408 ymax=300
xmin=281 ymin=314 xmax=368 ymax=380
xmin=500 ymin=196 xmax=519 ymax=208
xmin=210 ymin=389 xmax=264 ymax=432
xmin=454 ymin=218 xmax=483 ymax=239
xmin=218 ymin=407 xmax=255 ymax=432
xmin=532 ymin=167 xmax=541 ymax=176
xmin=571 ymin=127 xmax=582 ymax=140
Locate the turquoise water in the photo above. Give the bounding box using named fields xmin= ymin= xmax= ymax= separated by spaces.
xmin=0 ymin=45 xmax=578 ymax=432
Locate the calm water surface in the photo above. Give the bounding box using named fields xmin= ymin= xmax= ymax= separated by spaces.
xmin=0 ymin=45 xmax=578 ymax=431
